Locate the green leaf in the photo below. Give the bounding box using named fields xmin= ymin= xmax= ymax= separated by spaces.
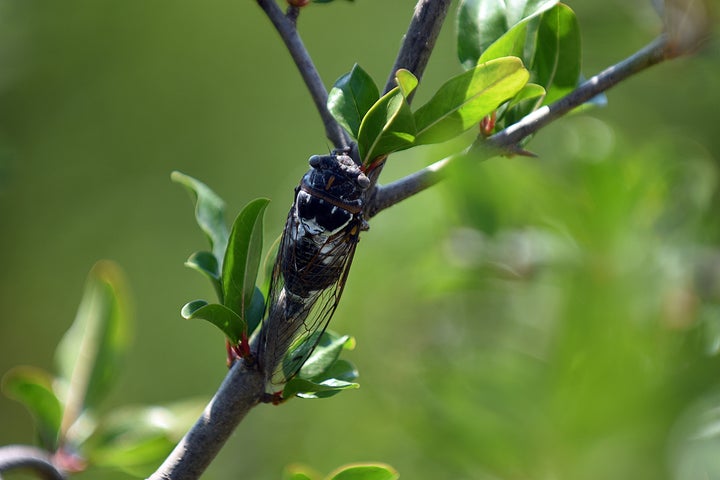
xmin=327 ymin=463 xmax=400 ymax=480
xmin=507 ymin=83 xmax=546 ymax=109
xmin=184 ymin=251 xmax=222 ymax=299
xmin=222 ymin=198 xmax=269 ymax=324
xmin=283 ymin=377 xmax=359 ymax=399
xmin=297 ymin=333 xmax=353 ymax=380
xmin=328 ymin=64 xmax=380 ymax=139
xmin=83 ymin=400 xmax=204 ymax=478
xmin=171 ymin=171 xmax=229 ymax=267
xmin=2 ymin=367 xmax=63 ymax=450
xmin=181 ymin=300 xmax=244 ymax=344
xmin=317 ymin=358 xmax=358 ymax=383
xmin=246 ymin=286 xmax=266 ymax=337
xmin=533 ymin=4 xmax=581 ymax=104
xmin=283 ymin=465 xmax=321 ymax=480
xmin=282 ymin=332 xmax=358 ymax=399
xmin=500 ymin=82 xmax=548 ymax=127
xmin=395 ymin=69 xmax=418 ymax=98
xmin=357 ymin=87 xmax=416 ymax=165
xmin=457 ymin=0 xmax=558 ymax=69
xmin=413 ymin=57 xmax=529 ymax=145
xmin=55 ymin=261 xmax=132 ymax=432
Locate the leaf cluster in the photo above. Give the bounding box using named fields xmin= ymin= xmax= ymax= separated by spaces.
xmin=327 ymin=0 xmax=599 ymax=165
xmin=2 ymin=262 xmax=201 ymax=477
xmin=171 ymin=172 xmax=359 ymax=400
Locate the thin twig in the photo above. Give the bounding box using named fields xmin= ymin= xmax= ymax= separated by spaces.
xmin=256 ymin=0 xmax=349 ymax=149
xmin=0 ymin=445 xmax=66 ymax=480
xmin=367 ymin=34 xmax=673 ymax=217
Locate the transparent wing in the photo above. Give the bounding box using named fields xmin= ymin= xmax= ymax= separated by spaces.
xmin=258 ymin=209 xmax=360 ymax=386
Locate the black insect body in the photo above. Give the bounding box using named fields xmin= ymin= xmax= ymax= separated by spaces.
xmin=255 ymin=152 xmax=370 ymax=390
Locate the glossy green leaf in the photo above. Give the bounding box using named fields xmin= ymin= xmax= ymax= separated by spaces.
xmin=457 ymin=0 xmax=558 ymax=69
xmin=413 ymin=57 xmax=529 ymax=145
xmin=357 ymin=87 xmax=416 ymax=165
xmin=283 ymin=465 xmax=321 ymax=480
xmin=83 ymin=400 xmax=204 ymax=478
xmin=2 ymin=367 xmax=63 ymax=450
xmin=281 ymin=332 xmax=358 ymax=399
xmin=171 ymin=171 xmax=229 ymax=267
xmin=184 ymin=250 xmax=222 ymax=299
xmin=395 ymin=69 xmax=418 ymax=98
xmin=283 ymin=377 xmax=359 ymax=399
xmin=507 ymin=83 xmax=546 ymax=108
xmin=500 ymin=82 xmax=548 ymax=127
xmin=246 ymin=286 xmax=266 ymax=337
xmin=222 ymin=198 xmax=269 ymax=324
xmin=181 ymin=300 xmax=244 ymax=344
xmin=317 ymin=358 xmax=358 ymax=383
xmin=297 ymin=333 xmax=353 ymax=380
xmin=533 ymin=4 xmax=581 ymax=104
xmin=327 ymin=463 xmax=400 ymax=480
xmin=55 ymin=261 xmax=132 ymax=428
xmin=328 ymin=64 xmax=380 ymax=139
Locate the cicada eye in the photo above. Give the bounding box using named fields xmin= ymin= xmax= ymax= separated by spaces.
xmin=308 ymin=155 xmax=322 ymax=168
xmin=356 ymin=174 xmax=370 ymax=190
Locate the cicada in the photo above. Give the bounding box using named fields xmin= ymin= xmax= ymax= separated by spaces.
xmin=255 ymin=151 xmax=370 ymax=391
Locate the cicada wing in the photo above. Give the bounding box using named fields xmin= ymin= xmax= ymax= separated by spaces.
xmin=257 ymin=215 xmax=360 ymax=387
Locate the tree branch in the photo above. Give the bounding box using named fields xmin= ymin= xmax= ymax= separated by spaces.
xmin=148 ymin=3 xmax=457 ymax=478
xmin=0 ymin=445 xmax=66 ymax=480
xmin=256 ymin=0 xmax=350 ymax=149
xmin=382 ymin=0 xmax=454 ymax=97
xmin=364 ymin=0 xmax=452 ymax=183
xmin=147 ymin=361 xmax=264 ymax=480
xmin=367 ymin=34 xmax=674 ymax=217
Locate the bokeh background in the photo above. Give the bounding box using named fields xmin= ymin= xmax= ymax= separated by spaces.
xmin=1 ymin=0 xmax=720 ymax=479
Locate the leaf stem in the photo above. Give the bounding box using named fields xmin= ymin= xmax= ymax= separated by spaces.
xmin=255 ymin=0 xmax=349 ymax=149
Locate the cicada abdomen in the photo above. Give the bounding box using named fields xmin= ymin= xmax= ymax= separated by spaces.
xmin=255 ymin=151 xmax=370 ymax=390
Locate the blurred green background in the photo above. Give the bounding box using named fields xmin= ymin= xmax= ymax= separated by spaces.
xmin=1 ymin=0 xmax=720 ymax=479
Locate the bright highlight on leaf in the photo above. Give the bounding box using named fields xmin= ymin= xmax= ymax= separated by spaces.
xmin=413 ymin=57 xmax=529 ymax=145
xmin=395 ymin=68 xmax=418 ymax=97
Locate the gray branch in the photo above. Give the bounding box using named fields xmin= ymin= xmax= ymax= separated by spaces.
xmin=147 ymin=361 xmax=264 ymax=480
xmin=256 ymin=0 xmax=350 ymax=149
xmin=143 ymin=5 xmax=697 ymax=480
xmin=366 ymin=34 xmax=672 ymax=217
xmin=382 ymin=0 xmax=454 ymax=97
xmin=0 ymin=445 xmax=66 ymax=480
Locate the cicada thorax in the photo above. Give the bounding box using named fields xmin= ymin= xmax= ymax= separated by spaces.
xmin=256 ymin=151 xmax=370 ymax=390
xmin=281 ymin=152 xmax=369 ymax=298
